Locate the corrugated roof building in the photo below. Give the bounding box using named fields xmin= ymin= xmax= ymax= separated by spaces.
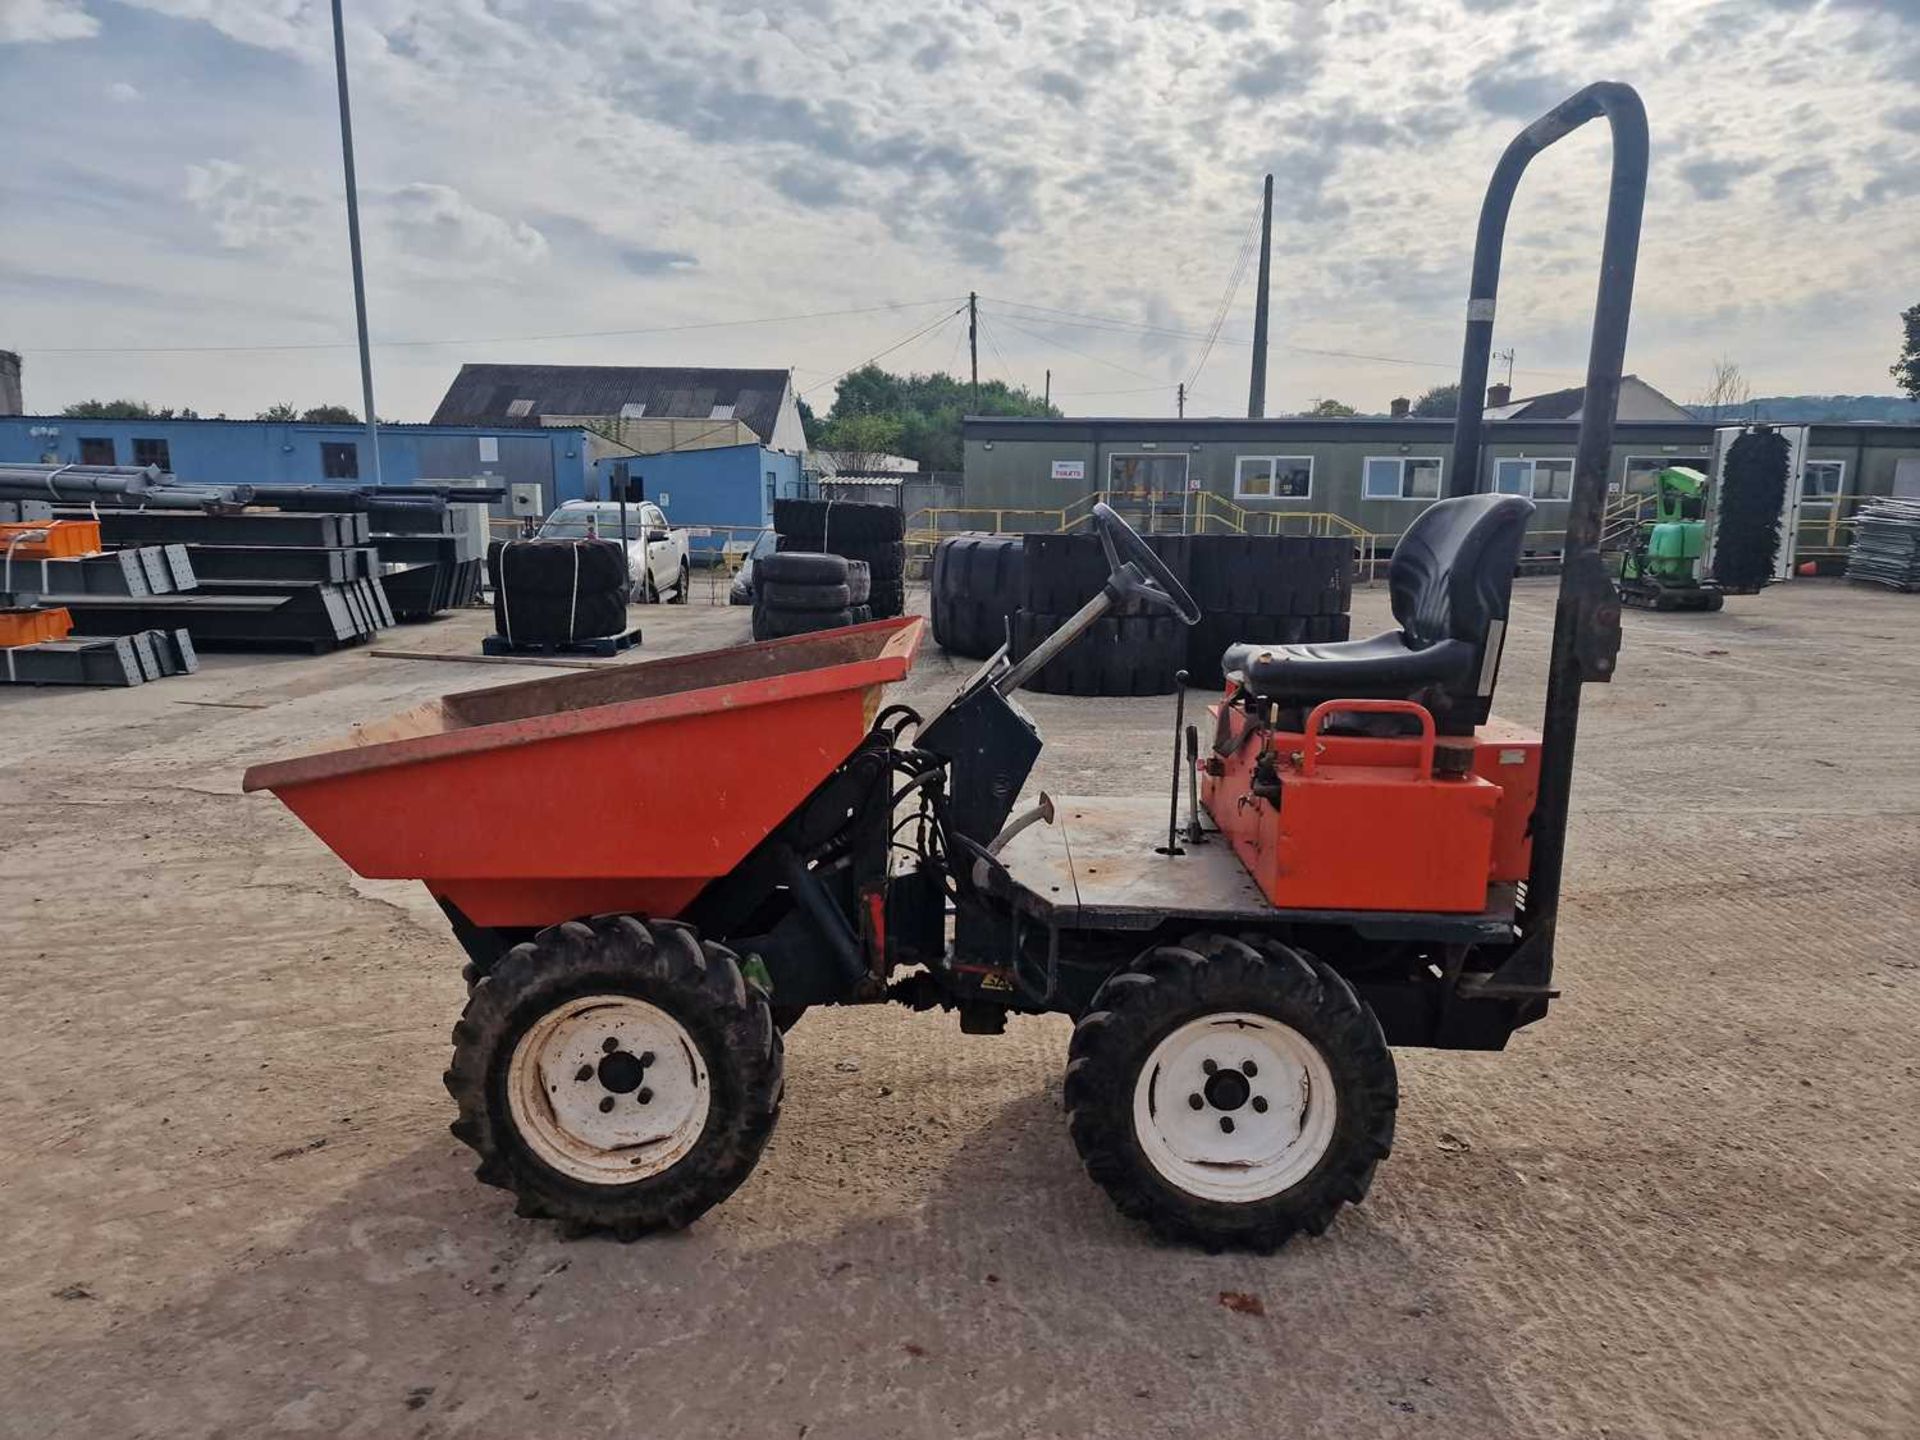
xmin=430 ymin=364 xmax=808 ymax=455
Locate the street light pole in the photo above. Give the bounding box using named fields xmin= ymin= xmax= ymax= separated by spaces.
xmin=330 ymin=0 xmax=382 ymax=485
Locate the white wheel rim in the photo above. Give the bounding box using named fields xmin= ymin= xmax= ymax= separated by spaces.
xmin=1132 ymin=1011 xmax=1338 ymax=1204
xmin=506 ymin=994 xmax=710 ymax=1185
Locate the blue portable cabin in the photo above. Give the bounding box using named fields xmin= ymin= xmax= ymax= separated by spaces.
xmin=587 ymin=443 xmax=805 ymax=562
xmin=0 ymin=415 xmax=594 ymax=512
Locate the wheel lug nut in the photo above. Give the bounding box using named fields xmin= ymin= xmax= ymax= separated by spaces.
xmin=639 ymin=1051 xmax=655 ymax=1067
xmin=637 ymin=1087 xmax=653 ymax=1105
xmin=1219 ymin=1116 xmax=1235 ymax=1134
xmin=597 ymin=1097 xmax=615 ymax=1114
xmin=575 ymin=1065 xmax=594 ymax=1083
xmin=602 ymin=1038 xmax=619 ymax=1053
xmin=1241 ymin=1060 xmax=1258 ymax=1078
xmin=1188 ymin=1093 xmax=1204 ymax=1110
xmin=1252 ymin=1096 xmax=1269 ymax=1114
xmin=1201 ymin=1059 xmax=1218 ymax=1075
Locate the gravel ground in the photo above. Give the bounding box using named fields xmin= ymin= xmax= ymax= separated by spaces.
xmin=0 ymin=576 xmax=1914 ymax=1439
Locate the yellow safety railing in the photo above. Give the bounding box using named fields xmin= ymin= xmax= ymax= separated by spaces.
xmin=1793 ymin=492 xmax=1871 ymax=555
xmin=1598 ymin=492 xmax=1649 ymax=551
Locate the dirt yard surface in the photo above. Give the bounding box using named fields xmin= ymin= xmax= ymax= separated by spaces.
xmin=1 ymin=577 xmax=1914 ymax=1439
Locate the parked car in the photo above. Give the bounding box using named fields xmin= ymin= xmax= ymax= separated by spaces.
xmin=539 ymin=500 xmax=691 ymax=603
xmin=728 ymin=528 xmax=777 ymax=606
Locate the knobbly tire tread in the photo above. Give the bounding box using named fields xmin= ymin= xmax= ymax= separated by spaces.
xmin=443 ymin=914 xmax=783 ymax=1240
xmin=758 ymin=550 xmax=849 ymax=586
xmin=752 ymin=606 xmax=857 ymax=640
xmin=759 ymin=580 xmax=853 ymax=611
xmin=1064 ymin=932 xmax=1397 ymax=1252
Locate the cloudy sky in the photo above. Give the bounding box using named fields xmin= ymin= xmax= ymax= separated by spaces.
xmin=2 ymin=0 xmax=1916 ymax=421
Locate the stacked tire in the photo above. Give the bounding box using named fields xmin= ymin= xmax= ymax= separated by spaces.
xmin=487 ymin=538 xmax=629 ymax=647
xmin=773 ymin=499 xmax=907 ymax=619
xmin=1183 ymin=536 xmax=1353 ymax=688
xmin=929 ymin=534 xmax=1024 ymax=658
xmin=930 ymin=528 xmax=1354 ymax=695
xmin=1010 ymin=612 xmax=1186 ymax=695
xmin=750 ymin=551 xmax=873 ymax=641
xmin=1009 ymin=532 xmax=1194 ymax=696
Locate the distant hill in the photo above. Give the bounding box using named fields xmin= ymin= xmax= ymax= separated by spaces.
xmin=1688 ymin=395 xmax=1920 ymax=424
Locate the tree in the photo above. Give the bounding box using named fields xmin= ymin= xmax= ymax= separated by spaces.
xmin=1298 ymin=398 xmax=1358 ymax=417
xmin=797 ymin=396 xmax=823 ymax=447
xmin=256 ymin=403 xmax=359 ymax=422
xmin=1693 ymin=358 xmax=1752 ymax=423
xmin=811 ymin=365 xmax=1058 ymax=472
xmin=817 ymin=413 xmax=905 ymax=472
xmin=1411 ymin=383 xmax=1458 ymax=418
xmin=1894 ymin=304 xmax=1920 ymax=402
xmin=61 ymin=399 xmax=197 ymax=419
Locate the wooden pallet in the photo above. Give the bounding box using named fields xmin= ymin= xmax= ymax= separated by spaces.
xmin=481 ymin=626 xmax=643 ymax=658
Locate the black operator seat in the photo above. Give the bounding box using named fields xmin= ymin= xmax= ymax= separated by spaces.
xmin=1222 ymin=493 xmax=1535 ymax=733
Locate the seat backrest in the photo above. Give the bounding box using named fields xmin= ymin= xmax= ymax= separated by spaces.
xmin=1388 ymin=493 xmax=1535 ymax=650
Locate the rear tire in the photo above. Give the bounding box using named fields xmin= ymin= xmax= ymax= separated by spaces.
xmin=752 ymin=606 xmax=856 ymax=640
xmin=759 ymin=580 xmax=853 ymax=611
xmin=1065 ymin=933 xmax=1396 ymax=1251
xmin=759 ymin=551 xmax=848 ymax=586
xmin=444 ymin=915 xmax=782 ymax=1239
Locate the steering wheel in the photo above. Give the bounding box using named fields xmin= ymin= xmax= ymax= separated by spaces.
xmin=1091 ymin=502 xmax=1202 ymax=624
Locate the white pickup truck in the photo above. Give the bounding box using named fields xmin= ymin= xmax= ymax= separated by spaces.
xmin=538 ymin=500 xmax=691 ymax=603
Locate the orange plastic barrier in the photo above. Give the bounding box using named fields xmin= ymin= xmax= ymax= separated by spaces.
xmin=0 ymin=607 xmax=74 ymax=647
xmin=0 ymin=520 xmax=103 ymax=559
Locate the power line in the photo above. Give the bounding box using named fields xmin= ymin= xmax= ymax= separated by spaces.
xmin=990 ymin=308 xmax=1169 ymax=388
xmin=22 ymin=297 xmax=966 ymax=357
xmin=797 ymin=304 xmax=968 ymax=400
xmin=975 ymin=309 xmax=1018 ymax=389
xmin=983 ymin=294 xmax=1589 ymax=383
xmin=1184 ymin=208 xmax=1261 ymax=394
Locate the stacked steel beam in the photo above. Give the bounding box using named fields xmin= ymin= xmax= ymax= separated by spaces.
xmin=4 ymin=465 xmax=498 ymax=649
xmin=53 ymin=508 xmax=391 ymax=652
xmin=0 ymin=514 xmax=200 ymax=686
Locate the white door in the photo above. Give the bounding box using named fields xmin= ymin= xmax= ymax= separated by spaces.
xmin=642 ymin=505 xmax=673 ymax=592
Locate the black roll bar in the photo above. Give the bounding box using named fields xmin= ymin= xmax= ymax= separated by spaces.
xmin=1447 ymin=82 xmax=1647 ymax=964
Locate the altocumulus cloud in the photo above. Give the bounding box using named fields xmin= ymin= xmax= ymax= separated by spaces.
xmin=0 ymin=0 xmax=96 ymax=43
xmin=5 ymin=0 xmax=1920 ymax=415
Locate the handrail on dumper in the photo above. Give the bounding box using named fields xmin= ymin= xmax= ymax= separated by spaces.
xmin=1446 ymin=81 xmax=1647 ymax=975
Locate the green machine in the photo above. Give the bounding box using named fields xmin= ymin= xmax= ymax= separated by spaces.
xmin=1618 ymin=465 xmax=1725 ymax=611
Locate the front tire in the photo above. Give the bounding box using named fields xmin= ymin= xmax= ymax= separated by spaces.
xmin=670 ymin=560 xmax=690 ymax=604
xmin=1065 ymin=933 xmax=1396 ymax=1251
xmin=444 ymin=915 xmax=782 ymax=1239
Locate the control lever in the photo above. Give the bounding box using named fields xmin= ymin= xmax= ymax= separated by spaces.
xmin=1185 ymin=724 xmax=1207 ymax=844
xmin=1161 ymin=675 xmax=1189 ymax=856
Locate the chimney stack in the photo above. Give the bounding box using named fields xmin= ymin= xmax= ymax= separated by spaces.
xmin=1486 ymin=382 xmax=1512 ymax=408
xmin=1389 ymin=396 xmax=1410 ymax=419
xmin=0 ymin=351 xmax=21 ymax=417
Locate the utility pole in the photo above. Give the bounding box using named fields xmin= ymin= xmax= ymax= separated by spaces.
xmin=968 ymin=291 xmax=979 ymax=412
xmin=329 ymin=0 xmax=381 ymax=484
xmin=1248 ymin=173 xmax=1274 ymax=419
xmin=1177 ymin=382 xmax=1186 ymax=418
xmin=1044 ymin=368 xmax=1051 ymax=409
